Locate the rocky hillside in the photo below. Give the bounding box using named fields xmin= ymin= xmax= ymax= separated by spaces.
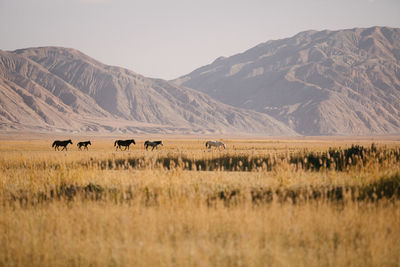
xmin=174 ymin=26 xmax=400 ymax=135
xmin=0 ymin=47 xmax=295 ymax=135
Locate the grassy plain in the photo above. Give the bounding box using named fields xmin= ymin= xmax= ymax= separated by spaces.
xmin=1 ymin=136 xmax=400 ymax=266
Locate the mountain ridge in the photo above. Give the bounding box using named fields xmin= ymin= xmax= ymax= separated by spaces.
xmin=0 ymin=47 xmax=296 ymax=135
xmin=174 ymin=26 xmax=400 ymax=135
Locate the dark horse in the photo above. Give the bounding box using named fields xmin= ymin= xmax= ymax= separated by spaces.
xmin=114 ymin=139 xmax=136 ymax=151
xmin=77 ymin=141 xmax=91 ymax=150
xmin=52 ymin=140 xmax=73 ymax=151
xmin=144 ymin=140 xmax=163 ymax=151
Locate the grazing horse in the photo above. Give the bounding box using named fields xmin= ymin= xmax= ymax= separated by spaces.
xmin=52 ymin=140 xmax=73 ymax=151
xmin=114 ymin=139 xmax=136 ymax=151
xmin=77 ymin=141 xmax=91 ymax=150
xmin=144 ymin=140 xmax=163 ymax=151
xmin=205 ymin=140 xmax=226 ymax=150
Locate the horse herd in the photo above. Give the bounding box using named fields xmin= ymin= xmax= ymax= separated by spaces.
xmin=51 ymin=139 xmax=226 ymax=151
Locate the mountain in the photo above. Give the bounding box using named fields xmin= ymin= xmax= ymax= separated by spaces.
xmin=174 ymin=26 xmax=400 ymax=135
xmin=0 ymin=47 xmax=296 ymax=135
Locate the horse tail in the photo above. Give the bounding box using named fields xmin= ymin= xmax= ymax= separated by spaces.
xmin=52 ymin=141 xmax=56 ymax=147
xmin=114 ymin=140 xmax=117 ymax=147
xmin=205 ymin=142 xmax=208 ymax=148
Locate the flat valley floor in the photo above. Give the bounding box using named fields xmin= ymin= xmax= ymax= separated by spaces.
xmin=1 ymin=135 xmax=400 ymax=266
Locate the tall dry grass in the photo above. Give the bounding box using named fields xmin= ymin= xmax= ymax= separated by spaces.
xmin=0 ymin=138 xmax=400 ymax=266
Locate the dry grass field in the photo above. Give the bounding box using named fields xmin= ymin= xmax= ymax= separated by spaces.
xmin=1 ymin=137 xmax=400 ymax=266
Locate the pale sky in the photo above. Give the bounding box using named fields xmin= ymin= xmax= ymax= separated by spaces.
xmin=1 ymin=0 xmax=399 ymax=80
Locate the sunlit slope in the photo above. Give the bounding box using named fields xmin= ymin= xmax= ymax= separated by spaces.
xmin=0 ymin=47 xmax=295 ymax=135
xmin=175 ymin=26 xmax=400 ymax=135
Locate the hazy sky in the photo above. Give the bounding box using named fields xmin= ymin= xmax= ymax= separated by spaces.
xmin=1 ymin=0 xmax=399 ymax=79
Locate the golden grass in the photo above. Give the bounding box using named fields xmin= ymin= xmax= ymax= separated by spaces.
xmin=1 ymin=138 xmax=400 ymax=266
xmin=2 ymin=201 xmax=399 ymax=267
